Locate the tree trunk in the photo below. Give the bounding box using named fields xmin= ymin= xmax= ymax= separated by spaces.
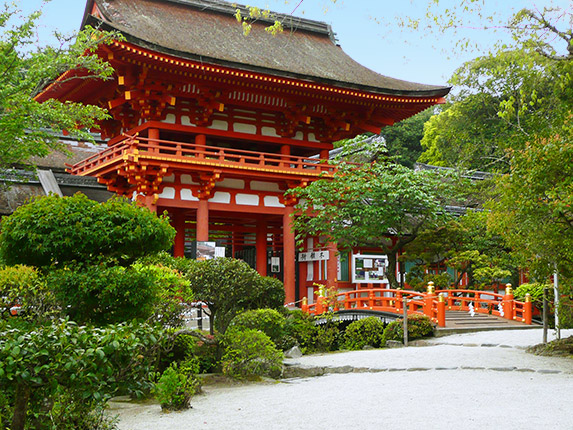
xmin=11 ymin=383 xmax=30 ymax=430
xmin=386 ymin=251 xmax=399 ymax=289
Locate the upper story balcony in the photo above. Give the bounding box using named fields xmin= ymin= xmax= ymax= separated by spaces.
xmin=68 ymin=124 xmax=337 ymax=196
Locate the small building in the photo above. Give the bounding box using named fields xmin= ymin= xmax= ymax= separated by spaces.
xmin=36 ymin=0 xmax=450 ymax=305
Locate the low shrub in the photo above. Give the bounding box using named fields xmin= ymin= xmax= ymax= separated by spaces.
xmin=221 ymin=328 xmax=283 ymax=379
xmin=48 ymin=391 xmax=119 ymax=430
xmin=282 ymin=310 xmax=317 ymax=353
xmin=342 ymin=317 xmax=386 ymax=350
xmin=382 ymin=314 xmax=434 ymax=344
xmin=230 ymin=308 xmax=286 ymax=344
xmin=160 ymin=331 xmax=219 ymax=374
xmin=154 ymin=360 xmax=200 ymax=411
xmin=314 ymin=315 xmax=342 ymax=352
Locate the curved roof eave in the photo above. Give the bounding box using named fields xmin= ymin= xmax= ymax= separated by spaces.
xmin=88 ymin=17 xmax=450 ymax=99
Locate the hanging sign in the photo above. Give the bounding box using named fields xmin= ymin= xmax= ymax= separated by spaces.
xmin=298 ymin=250 xmax=329 ymax=262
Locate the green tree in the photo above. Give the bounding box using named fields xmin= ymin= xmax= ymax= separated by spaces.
xmin=183 ymin=258 xmax=284 ymax=334
xmin=402 ymin=210 xmax=518 ymax=288
xmin=419 ymin=49 xmax=564 ymax=172
xmin=289 ymin=160 xmax=466 ymax=288
xmin=0 ymin=3 xmax=120 ymax=169
xmin=488 ymin=126 xmax=573 ymax=283
xmin=0 ymin=193 xmax=175 ymax=267
xmin=381 ymin=108 xmax=433 ymax=168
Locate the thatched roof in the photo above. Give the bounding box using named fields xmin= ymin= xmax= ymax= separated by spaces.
xmin=82 ymin=0 xmax=449 ymax=97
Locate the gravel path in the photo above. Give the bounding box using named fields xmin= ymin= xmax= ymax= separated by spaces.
xmin=112 ymin=329 xmax=573 ymax=430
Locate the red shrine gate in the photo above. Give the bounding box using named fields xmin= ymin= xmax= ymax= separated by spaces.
xmin=36 ymin=0 xmax=450 ymax=305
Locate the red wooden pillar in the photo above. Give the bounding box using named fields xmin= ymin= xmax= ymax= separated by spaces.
xmin=149 ymin=128 xmax=160 ymax=153
xmin=197 ymin=199 xmax=209 ymax=242
xmin=256 ymin=220 xmax=268 ymax=277
xmin=173 ymin=210 xmax=186 ymax=257
xmin=283 ymin=205 xmax=296 ymax=306
xmin=196 ymin=134 xmax=206 ymax=157
xmin=279 ymin=144 xmax=290 ymax=168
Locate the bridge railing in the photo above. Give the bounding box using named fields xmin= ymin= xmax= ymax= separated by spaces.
xmin=436 ymin=285 xmax=532 ymax=324
xmin=302 ymin=288 xmax=446 ymax=327
xmin=302 ymin=283 xmax=532 ymax=327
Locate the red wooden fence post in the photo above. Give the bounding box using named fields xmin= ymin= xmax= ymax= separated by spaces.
xmin=524 ymin=293 xmax=532 ymax=325
xmin=503 ymin=283 xmax=514 ymax=321
xmin=437 ymin=293 xmax=446 ymax=327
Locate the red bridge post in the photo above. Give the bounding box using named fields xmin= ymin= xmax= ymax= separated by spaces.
xmin=524 ymin=293 xmax=532 ymax=325
xmin=503 ymin=284 xmax=514 ymax=321
xmin=437 ymin=293 xmax=446 ymax=327
xmin=424 ymin=281 xmax=436 ymax=317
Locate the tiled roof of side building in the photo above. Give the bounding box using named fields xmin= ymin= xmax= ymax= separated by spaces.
xmin=83 ymin=0 xmax=450 ymax=97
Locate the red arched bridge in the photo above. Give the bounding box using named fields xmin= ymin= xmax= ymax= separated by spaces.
xmin=301 ymin=284 xmax=533 ymax=327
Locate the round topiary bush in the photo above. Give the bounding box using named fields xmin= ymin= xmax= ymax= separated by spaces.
xmin=221 ymin=328 xmax=283 ymax=379
xmin=342 ymin=316 xmax=386 ymax=350
xmin=229 ymin=308 xmax=286 ymax=344
xmin=382 ymin=314 xmax=434 ymax=344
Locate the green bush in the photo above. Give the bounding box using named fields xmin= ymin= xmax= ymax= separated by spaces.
xmin=47 ymin=391 xmax=119 ymax=430
xmin=0 ymin=319 xmax=162 ymax=429
xmin=154 ymin=360 xmax=200 ymax=411
xmin=382 ymin=314 xmax=434 ymax=344
xmin=282 ymin=310 xmax=318 ymax=353
xmin=313 ymin=315 xmax=342 ymax=352
xmin=342 ymin=317 xmax=386 ymax=350
xmin=0 ymin=265 xmax=57 ymax=321
xmin=46 ymin=263 xmax=161 ymax=325
xmin=161 ymin=331 xmax=219 ymax=374
xmin=230 ymin=309 xmax=286 ymax=344
xmin=184 ymin=258 xmax=261 ymax=334
xmin=221 ymin=328 xmax=283 ymax=379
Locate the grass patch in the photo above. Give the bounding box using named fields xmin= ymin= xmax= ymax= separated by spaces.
xmin=527 ymin=336 xmax=573 ymax=358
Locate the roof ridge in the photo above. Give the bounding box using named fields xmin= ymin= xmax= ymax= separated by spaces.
xmin=155 ymin=0 xmax=335 ymax=39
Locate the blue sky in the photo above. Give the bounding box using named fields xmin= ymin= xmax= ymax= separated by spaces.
xmin=18 ymin=0 xmax=572 ymax=88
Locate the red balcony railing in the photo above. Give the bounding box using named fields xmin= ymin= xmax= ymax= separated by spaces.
xmin=68 ymin=134 xmax=336 ymax=180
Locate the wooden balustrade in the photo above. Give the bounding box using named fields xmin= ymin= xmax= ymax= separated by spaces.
xmin=69 ymin=134 xmax=337 ymax=178
xmin=305 ymin=287 xmax=533 ymax=328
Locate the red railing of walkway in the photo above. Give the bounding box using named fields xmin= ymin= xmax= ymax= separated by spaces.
xmin=69 ymin=134 xmax=337 ymax=178
xmin=302 ymin=284 xmax=533 ymax=327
